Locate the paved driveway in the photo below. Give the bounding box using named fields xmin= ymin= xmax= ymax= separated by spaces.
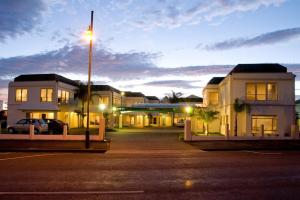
xmin=107 ymin=128 xmax=198 ymax=152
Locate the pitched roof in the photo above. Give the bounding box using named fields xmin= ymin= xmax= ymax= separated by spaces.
xmin=180 ymin=97 xmax=203 ymax=103
xmin=207 ymin=77 xmax=225 ymax=85
xmin=146 ymin=96 xmax=159 ymax=101
xmin=124 ymin=91 xmax=145 ymax=97
xmin=229 ymin=63 xmax=287 ymax=74
xmin=91 ymin=85 xmax=120 ymax=93
xmin=14 ymin=74 xmax=79 ymax=87
xmin=186 ymin=94 xmax=201 ymax=98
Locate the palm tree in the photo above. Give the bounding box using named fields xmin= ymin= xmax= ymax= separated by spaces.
xmin=74 ymin=82 xmax=99 ymax=128
xmin=233 ymin=98 xmax=250 ymax=136
xmin=195 ymin=108 xmax=219 ymax=135
xmin=168 ymin=91 xmax=183 ymax=103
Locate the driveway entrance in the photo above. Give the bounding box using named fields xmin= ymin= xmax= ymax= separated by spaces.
xmin=106 ymin=128 xmax=198 ymax=153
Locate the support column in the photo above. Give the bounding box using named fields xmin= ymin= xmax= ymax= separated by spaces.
xmin=119 ymin=114 xmax=123 ymax=129
xmin=99 ymin=118 xmax=105 ymax=141
xmin=184 ymin=119 xmax=192 ymax=141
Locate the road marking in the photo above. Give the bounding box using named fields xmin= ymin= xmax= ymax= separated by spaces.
xmin=0 ymin=152 xmax=15 ymax=155
xmin=0 ymin=153 xmax=61 ymax=161
xmin=242 ymin=150 xmax=282 ymax=155
xmin=0 ymin=191 xmax=145 ymax=195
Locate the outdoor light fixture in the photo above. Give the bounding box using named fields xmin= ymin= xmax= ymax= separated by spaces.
xmin=99 ymin=103 xmax=106 ymax=111
xmin=185 ymin=106 xmax=192 ymax=114
xmin=112 ymin=106 xmax=117 ymax=112
xmin=84 ymin=28 xmax=95 ymax=42
xmin=121 ymin=91 xmax=125 ymax=96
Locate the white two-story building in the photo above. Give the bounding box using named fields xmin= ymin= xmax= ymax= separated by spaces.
xmin=7 ymin=74 xmax=121 ymax=129
xmin=192 ymin=63 xmax=296 ymax=138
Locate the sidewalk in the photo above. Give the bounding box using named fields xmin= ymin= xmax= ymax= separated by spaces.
xmin=186 ymin=140 xmax=300 ymax=151
xmin=0 ymin=140 xmax=110 ymax=152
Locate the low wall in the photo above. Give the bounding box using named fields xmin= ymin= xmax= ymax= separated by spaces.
xmin=191 ymin=135 xmax=294 ymax=141
xmin=0 ymin=134 xmax=102 ymax=141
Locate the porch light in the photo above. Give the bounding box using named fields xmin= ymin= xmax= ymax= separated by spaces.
xmin=185 ymin=106 xmax=192 ymax=114
xmin=99 ymin=103 xmax=106 ymax=111
xmin=112 ymin=106 xmax=117 ymax=112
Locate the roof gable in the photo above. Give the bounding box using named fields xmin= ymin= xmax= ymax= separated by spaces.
xmin=230 ymin=63 xmax=287 ymax=74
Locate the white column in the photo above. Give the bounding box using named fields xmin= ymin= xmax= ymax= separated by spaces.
xmin=291 ymin=124 xmax=298 ymax=139
xmin=184 ymin=119 xmax=192 ymax=141
xmin=119 ymin=114 xmax=123 ymax=128
xmin=99 ymin=118 xmax=105 ymax=141
xmin=29 ymin=124 xmax=34 ymax=139
xmin=63 ymin=125 xmax=68 ymax=139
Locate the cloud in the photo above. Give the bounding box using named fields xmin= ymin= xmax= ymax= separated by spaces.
xmin=131 ymin=0 xmax=286 ymax=30
xmin=143 ymin=80 xmax=200 ymax=89
xmin=0 ymin=44 xmax=232 ymax=81
xmin=0 ymin=0 xmax=46 ymax=42
xmin=205 ymin=27 xmax=300 ymax=50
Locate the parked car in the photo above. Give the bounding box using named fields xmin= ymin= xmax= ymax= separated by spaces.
xmin=175 ymin=119 xmax=185 ymax=127
xmin=44 ymin=119 xmax=68 ymax=134
xmin=7 ymin=119 xmax=48 ymax=134
xmin=0 ymin=120 xmax=7 ymax=129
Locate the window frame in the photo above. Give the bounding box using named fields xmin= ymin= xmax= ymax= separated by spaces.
xmin=15 ymin=88 xmax=28 ymax=102
xmin=251 ymin=115 xmax=277 ymax=135
xmin=246 ymin=82 xmax=278 ymax=101
xmin=40 ymin=88 xmax=53 ymax=102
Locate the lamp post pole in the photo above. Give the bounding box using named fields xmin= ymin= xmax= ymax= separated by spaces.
xmin=85 ymin=10 xmax=94 ymax=149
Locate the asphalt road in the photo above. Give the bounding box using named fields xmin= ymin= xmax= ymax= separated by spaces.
xmin=1 ymin=129 xmax=300 ymax=200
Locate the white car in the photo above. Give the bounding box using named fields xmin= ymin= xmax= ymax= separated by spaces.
xmin=8 ymin=119 xmax=48 ymax=134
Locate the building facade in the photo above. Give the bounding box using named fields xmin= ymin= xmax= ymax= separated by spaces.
xmin=192 ymin=64 xmax=296 ymax=138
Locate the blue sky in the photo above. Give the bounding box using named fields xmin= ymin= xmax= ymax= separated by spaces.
xmin=1 ymin=0 xmax=300 ymax=101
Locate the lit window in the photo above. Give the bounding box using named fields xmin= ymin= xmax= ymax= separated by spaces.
xmin=208 ymin=92 xmax=218 ymax=105
xmin=246 ymin=83 xmax=277 ymax=101
xmin=16 ymin=88 xmax=28 ymax=102
xmin=252 ymin=116 xmax=277 ymax=135
xmin=267 ymin=83 xmax=277 ymax=100
xmin=99 ymin=96 xmax=109 ymax=105
xmin=58 ymin=89 xmax=70 ymax=103
xmin=40 ymin=88 xmax=53 ymax=102
xmin=256 ymin=83 xmax=266 ymax=101
xmin=246 ymin=83 xmax=256 ymax=100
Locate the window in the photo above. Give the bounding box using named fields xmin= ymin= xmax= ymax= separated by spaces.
xmin=58 ymin=89 xmax=70 ymax=103
xmin=16 ymin=89 xmax=28 ymax=102
xmin=246 ymin=83 xmax=277 ymax=101
xmin=267 ymin=83 xmax=277 ymax=100
xmin=252 ymin=116 xmax=277 ymax=135
xmin=208 ymin=92 xmax=219 ymax=105
xmin=113 ymin=97 xmax=121 ymax=106
xmin=99 ymin=96 xmax=109 ymax=105
xmin=40 ymin=88 xmax=53 ymax=102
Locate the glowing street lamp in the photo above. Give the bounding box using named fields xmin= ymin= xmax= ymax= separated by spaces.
xmin=85 ymin=11 xmax=94 ymax=149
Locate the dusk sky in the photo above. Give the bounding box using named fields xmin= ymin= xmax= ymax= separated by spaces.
xmin=1 ymin=0 xmax=300 ymax=101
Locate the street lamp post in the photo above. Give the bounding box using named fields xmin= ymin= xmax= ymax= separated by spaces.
xmin=85 ymin=11 xmax=94 ymax=149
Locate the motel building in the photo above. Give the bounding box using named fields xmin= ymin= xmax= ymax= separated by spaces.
xmin=191 ymin=64 xmax=296 ymax=139
xmin=6 ymin=63 xmax=298 ymax=139
xmin=7 ymin=74 xmax=202 ymax=130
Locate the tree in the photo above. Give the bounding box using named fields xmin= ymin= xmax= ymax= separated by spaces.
xmin=168 ymin=91 xmax=183 ymax=103
xmin=233 ymin=98 xmax=250 ymax=136
xmin=195 ymin=108 xmax=219 ymax=135
xmin=74 ymin=82 xmax=99 ymax=128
